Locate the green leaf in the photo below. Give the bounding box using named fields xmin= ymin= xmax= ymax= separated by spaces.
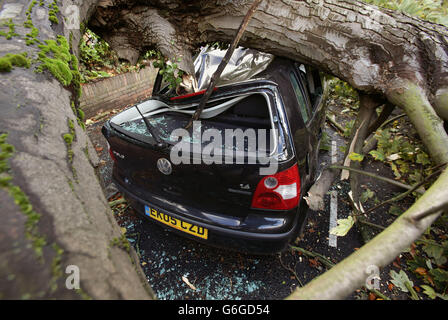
xmin=389 ymin=205 xmax=402 ymax=216
xmin=360 ymin=188 xmax=375 ymax=203
xmin=330 ymin=216 xmax=354 ymax=237
xmin=390 ymin=162 xmax=401 ymax=179
xmin=390 ymin=270 xmax=413 ymax=293
xmin=429 ymin=268 xmax=448 ymax=283
xmin=421 ymin=285 xmax=448 ymax=300
xmin=426 ymin=259 xmax=433 ymax=270
xmin=416 ymin=151 xmax=431 ymax=166
xmin=421 ymin=285 xmax=436 ymax=299
xmin=422 ymin=243 xmax=447 ymax=265
xmin=409 ymin=171 xmax=423 ymax=184
xmin=348 ymin=152 xmax=364 ymax=162
xmin=369 ymin=150 xmax=385 ymax=161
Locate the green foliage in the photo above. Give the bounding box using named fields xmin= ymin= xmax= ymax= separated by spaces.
xmin=50 ymin=243 xmax=64 ymax=292
xmin=422 ymin=241 xmax=447 ymax=265
xmin=369 ymin=149 xmax=386 ymax=161
xmin=329 ymin=78 xmax=358 ymax=101
xmin=25 ymin=26 xmax=40 ymax=46
xmin=152 ymin=52 xmax=184 ymax=90
xmin=343 ymin=119 xmax=355 ymax=138
xmin=0 ymin=19 xmax=19 ymax=40
xmin=360 ymin=188 xmax=375 ymax=203
xmin=209 ymin=41 xmax=230 ymax=50
xmin=369 ymin=123 xmax=433 ymax=185
xmin=26 ymin=0 xmax=37 ymax=16
xmin=364 ymin=0 xmax=448 ymax=27
xmin=421 ymin=285 xmax=448 ymax=300
xmin=110 ymin=234 xmax=131 ymax=253
xmin=36 ymin=36 xmax=81 ymax=90
xmin=79 ymin=30 xmax=112 ymax=67
xmin=48 ymin=0 xmax=60 ymax=25
xmin=63 ymin=133 xmax=74 ymax=145
xmin=63 ymin=119 xmax=78 ymax=179
xmin=330 ymin=216 xmax=355 ymax=237
xmin=0 ymin=134 xmax=46 ymax=258
xmin=403 ymin=214 xmax=448 ymax=299
xmin=77 ymin=109 xmax=85 ymax=122
xmin=388 ymin=205 xmax=402 ymax=216
xmin=319 ymin=131 xmax=331 ymax=151
xmin=70 ymin=54 xmax=82 ymax=99
xmin=78 ymin=29 xmax=172 ymax=84
xmin=348 ymin=152 xmax=364 ymax=162
xmin=389 ymin=269 xmax=419 ymax=300
xmin=24 ymin=0 xmax=40 ymax=47
xmin=0 ymin=52 xmax=31 ymax=72
xmin=78 ymin=29 xmax=122 ymax=82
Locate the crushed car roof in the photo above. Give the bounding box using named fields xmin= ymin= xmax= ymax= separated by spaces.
xmin=194 ymin=46 xmax=274 ymax=90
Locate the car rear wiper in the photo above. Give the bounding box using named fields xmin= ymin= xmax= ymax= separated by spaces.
xmin=134 ymin=105 xmax=168 ymax=150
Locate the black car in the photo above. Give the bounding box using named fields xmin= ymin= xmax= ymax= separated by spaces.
xmin=102 ymin=47 xmax=328 ymax=254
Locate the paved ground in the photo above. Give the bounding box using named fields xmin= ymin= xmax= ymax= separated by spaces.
xmin=86 ymin=104 xmax=412 ymax=300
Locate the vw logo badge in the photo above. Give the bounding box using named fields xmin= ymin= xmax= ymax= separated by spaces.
xmin=157 ymin=158 xmax=172 ymax=175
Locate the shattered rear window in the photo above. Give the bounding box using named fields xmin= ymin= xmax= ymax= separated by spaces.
xmin=117 ymin=113 xmax=273 ymax=153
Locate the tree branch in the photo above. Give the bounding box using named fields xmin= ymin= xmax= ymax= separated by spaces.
xmin=329 ymin=165 xmax=423 ymax=193
xmin=361 ymin=166 xmax=445 ymax=216
xmin=289 ymin=245 xmax=335 ymax=269
xmin=287 ymin=168 xmax=448 ymax=300
xmin=366 ymin=102 xmax=395 ymax=137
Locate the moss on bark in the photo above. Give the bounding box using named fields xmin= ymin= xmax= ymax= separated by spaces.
xmin=0 ymin=53 xmax=31 ymax=72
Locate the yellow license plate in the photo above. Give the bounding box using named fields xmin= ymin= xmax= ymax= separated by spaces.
xmin=145 ymin=205 xmax=208 ymax=239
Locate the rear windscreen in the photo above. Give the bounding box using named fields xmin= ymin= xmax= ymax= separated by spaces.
xmin=114 ymin=94 xmax=275 ymax=154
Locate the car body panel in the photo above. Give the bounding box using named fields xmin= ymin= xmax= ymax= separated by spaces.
xmin=102 ymin=53 xmax=328 ymax=254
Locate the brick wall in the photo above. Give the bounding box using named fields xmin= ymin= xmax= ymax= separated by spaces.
xmin=80 ymin=66 xmax=157 ymax=119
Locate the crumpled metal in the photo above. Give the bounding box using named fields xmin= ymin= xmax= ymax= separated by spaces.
xmin=194 ymin=46 xmax=274 ymax=90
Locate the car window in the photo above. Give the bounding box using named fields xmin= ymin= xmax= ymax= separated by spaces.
xmin=294 ymin=63 xmax=324 ymax=111
xmin=289 ymin=71 xmax=309 ymax=123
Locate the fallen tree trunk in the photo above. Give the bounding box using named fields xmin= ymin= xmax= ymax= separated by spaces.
xmin=0 ymin=0 xmax=154 ymax=299
xmin=91 ymin=0 xmax=448 ymax=171
xmin=288 ymin=167 xmax=448 ymax=299
xmin=2 ymin=0 xmax=448 ymax=300
xmin=89 ymin=0 xmax=448 ymax=300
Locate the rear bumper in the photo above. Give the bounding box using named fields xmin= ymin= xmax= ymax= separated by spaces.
xmin=114 ymin=179 xmax=305 ymax=254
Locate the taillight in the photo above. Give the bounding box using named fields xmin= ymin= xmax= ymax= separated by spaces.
xmin=251 ymin=164 xmax=300 ymax=210
xmin=107 ymin=141 xmax=116 ymax=162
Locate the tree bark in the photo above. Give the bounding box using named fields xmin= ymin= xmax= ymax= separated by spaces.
xmin=88 ymin=0 xmax=448 ymax=300
xmin=288 ymin=167 xmax=448 ymax=299
xmin=0 ymin=0 xmax=155 ymax=299
xmin=366 ymin=102 xmax=395 ymax=137
xmin=2 ymin=0 xmax=448 ymax=300
xmin=90 ymin=0 xmax=448 ymax=162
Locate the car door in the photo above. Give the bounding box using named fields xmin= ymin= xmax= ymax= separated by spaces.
xmin=289 ymin=63 xmax=324 ymax=183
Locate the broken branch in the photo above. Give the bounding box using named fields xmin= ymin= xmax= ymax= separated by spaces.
xmin=325 ymin=114 xmax=345 ymax=133
xmin=366 ymin=102 xmax=395 ymax=136
xmin=361 ymin=166 xmax=445 ymax=216
xmin=289 ymin=245 xmax=335 ymax=269
xmin=329 ymin=165 xmax=423 ymax=194
xmin=288 ymin=168 xmax=448 ymax=300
